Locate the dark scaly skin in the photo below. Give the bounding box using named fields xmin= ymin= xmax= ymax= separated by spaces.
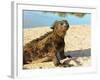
xmin=23 ymin=20 xmax=70 ymax=66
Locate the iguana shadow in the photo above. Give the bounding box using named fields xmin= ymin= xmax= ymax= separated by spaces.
xmin=60 ymin=48 xmax=91 ymax=67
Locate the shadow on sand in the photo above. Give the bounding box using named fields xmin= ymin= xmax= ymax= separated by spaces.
xmin=60 ymin=48 xmax=91 ymax=67
xmin=65 ymin=48 xmax=91 ymax=57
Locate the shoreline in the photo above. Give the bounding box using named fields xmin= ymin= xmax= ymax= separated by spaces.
xmin=24 ymin=24 xmax=90 ymax=29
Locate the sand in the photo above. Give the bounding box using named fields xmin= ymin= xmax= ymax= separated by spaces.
xmin=23 ymin=25 xmax=91 ymax=69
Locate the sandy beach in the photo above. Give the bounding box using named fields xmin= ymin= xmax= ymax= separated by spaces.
xmin=23 ymin=25 xmax=91 ymax=69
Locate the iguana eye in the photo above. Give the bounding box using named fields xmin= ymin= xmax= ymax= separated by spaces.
xmin=60 ymin=22 xmax=63 ymax=25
